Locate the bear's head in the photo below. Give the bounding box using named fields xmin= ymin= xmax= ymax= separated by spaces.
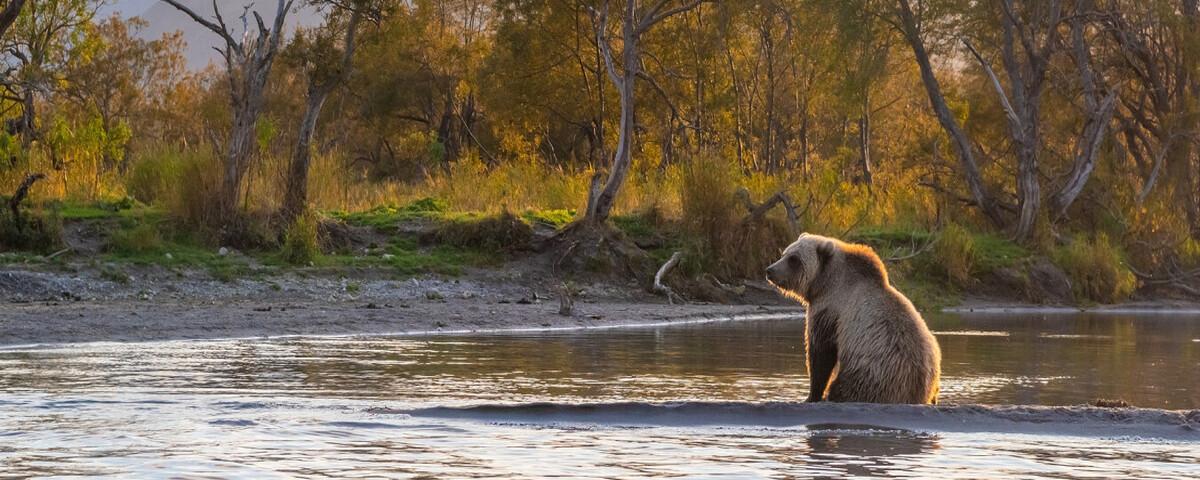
xmin=766 ymin=233 xmax=887 ymax=303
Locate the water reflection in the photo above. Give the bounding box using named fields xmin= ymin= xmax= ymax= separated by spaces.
xmin=1 ymin=312 xmax=1197 ymax=408
xmin=1 ymin=313 xmax=1199 ymax=477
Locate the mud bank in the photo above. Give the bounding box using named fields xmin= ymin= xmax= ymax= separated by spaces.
xmin=396 ymin=401 xmax=1200 ymax=440
xmin=0 ymin=298 xmax=802 ymax=347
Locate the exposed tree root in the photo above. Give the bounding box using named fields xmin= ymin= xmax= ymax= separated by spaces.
xmin=544 ymin=220 xmax=655 ymax=287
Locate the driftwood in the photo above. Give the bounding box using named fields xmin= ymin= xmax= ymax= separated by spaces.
xmin=7 ymin=172 xmax=45 ymax=231
xmin=735 ymin=187 xmax=801 ymax=234
xmin=558 ymin=282 xmax=579 ymax=316
xmin=653 ymin=251 xmax=684 ymax=304
xmin=1128 ymin=260 xmax=1200 ymax=296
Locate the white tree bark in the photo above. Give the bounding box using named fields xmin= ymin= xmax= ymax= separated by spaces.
xmin=584 ymin=0 xmax=706 ymax=224
xmin=164 ymin=0 xmax=293 ymax=225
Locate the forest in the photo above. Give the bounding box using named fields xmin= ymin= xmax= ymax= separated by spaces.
xmin=1 ymin=0 xmax=1199 ymax=306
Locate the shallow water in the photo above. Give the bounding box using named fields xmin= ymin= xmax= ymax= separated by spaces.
xmin=1 ymin=312 xmax=1198 ymax=477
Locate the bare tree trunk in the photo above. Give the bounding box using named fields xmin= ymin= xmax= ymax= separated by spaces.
xmin=19 ymin=90 xmax=35 ymax=149
xmin=282 ymin=88 xmax=332 ymax=224
xmin=164 ymin=0 xmax=293 ymax=228
xmin=1051 ymin=12 xmax=1119 ymax=220
xmin=895 ymin=0 xmax=1006 ymax=227
xmin=585 ymin=0 xmax=706 ymax=224
xmin=0 ymin=0 xmax=25 ymax=40
xmin=282 ymin=8 xmax=363 ymax=226
xmin=858 ymin=92 xmax=873 ymax=186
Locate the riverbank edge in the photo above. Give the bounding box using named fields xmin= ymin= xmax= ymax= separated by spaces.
xmin=0 ymin=299 xmax=805 ymax=348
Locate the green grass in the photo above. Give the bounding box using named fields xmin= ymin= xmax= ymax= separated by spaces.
xmin=328 ymin=197 xmax=454 ymax=230
xmin=52 ymin=198 xmax=159 ymax=220
xmin=322 ymin=238 xmax=500 ymax=276
xmin=522 ymin=209 xmax=575 ymax=228
xmin=612 ymin=213 xmax=660 ymax=239
xmin=973 ymin=232 xmax=1029 ymax=272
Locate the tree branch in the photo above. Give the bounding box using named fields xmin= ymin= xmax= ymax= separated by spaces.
xmin=963 ymin=38 xmax=1023 ymax=132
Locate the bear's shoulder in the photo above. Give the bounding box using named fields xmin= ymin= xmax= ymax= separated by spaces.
xmin=841 ymin=243 xmax=889 ymax=286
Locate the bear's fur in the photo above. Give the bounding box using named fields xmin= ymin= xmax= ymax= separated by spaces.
xmin=766 ymin=233 xmax=941 ymax=404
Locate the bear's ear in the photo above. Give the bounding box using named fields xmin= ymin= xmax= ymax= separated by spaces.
xmin=816 ymin=241 xmax=835 ymax=272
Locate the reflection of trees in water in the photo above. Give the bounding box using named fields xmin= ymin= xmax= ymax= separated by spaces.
xmin=1 ymin=315 xmax=1195 ymax=407
xmin=934 ymin=313 xmax=1200 ymax=408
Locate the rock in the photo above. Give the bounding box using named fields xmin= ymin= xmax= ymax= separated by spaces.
xmin=993 ymin=267 xmax=1028 ymax=292
xmin=1027 ymin=257 xmax=1074 ymax=304
xmin=164 ymin=253 xmax=173 ymax=260
xmin=218 ymin=247 xmax=229 ymax=256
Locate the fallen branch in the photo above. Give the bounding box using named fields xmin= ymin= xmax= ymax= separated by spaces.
xmin=44 ymin=247 xmax=71 ymax=260
xmin=886 ymin=235 xmax=938 ymax=262
xmin=653 ymin=251 xmax=684 ymax=304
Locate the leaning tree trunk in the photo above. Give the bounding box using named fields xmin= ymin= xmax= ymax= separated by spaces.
xmin=1050 ymin=12 xmax=1119 ymax=220
xmin=281 ymin=8 xmax=362 ymax=227
xmin=585 ymin=2 xmax=640 ymax=225
xmin=896 ymin=0 xmax=1006 ymax=228
xmin=281 ymin=87 xmax=332 ymax=224
xmin=858 ymin=93 xmax=873 ymax=186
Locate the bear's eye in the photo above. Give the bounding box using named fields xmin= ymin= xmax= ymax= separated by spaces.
xmin=788 ymin=255 xmax=802 ymax=269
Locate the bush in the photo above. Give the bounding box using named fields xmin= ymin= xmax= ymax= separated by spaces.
xmin=164 ymin=149 xmax=222 ymax=232
xmin=280 ymin=211 xmax=321 ymax=265
xmin=1053 ymin=234 xmax=1138 ymax=304
xmin=934 ymin=224 xmax=978 ymax=285
xmin=107 ymin=223 xmax=164 ymax=255
xmin=679 ymin=153 xmax=791 ymax=279
xmin=126 ymin=150 xmax=181 ymax=205
xmin=426 ymin=210 xmax=533 ymax=251
xmin=0 ymin=206 xmax=64 ymax=253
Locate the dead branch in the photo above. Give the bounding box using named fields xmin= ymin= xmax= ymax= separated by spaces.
xmin=653 ymin=251 xmax=684 ymax=304
xmin=735 ymin=187 xmax=801 ymax=234
xmin=7 ymin=172 xmax=45 ymax=231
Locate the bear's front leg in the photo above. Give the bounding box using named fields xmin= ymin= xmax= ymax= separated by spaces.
xmin=805 ymin=309 xmax=838 ymax=402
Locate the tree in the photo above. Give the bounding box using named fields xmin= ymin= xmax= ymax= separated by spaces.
xmin=584 ymin=0 xmax=708 ymax=224
xmin=1 ymin=0 xmax=97 ymax=149
xmin=0 ymin=0 xmax=25 ymax=40
xmin=60 ymin=16 xmax=187 ymax=172
xmin=1104 ymin=0 xmax=1200 ymax=234
xmin=163 ymin=0 xmax=294 ymax=228
xmin=961 ymin=0 xmax=1063 ymax=241
xmin=893 ymin=0 xmax=1007 ymax=229
xmin=281 ymin=0 xmax=375 ymax=225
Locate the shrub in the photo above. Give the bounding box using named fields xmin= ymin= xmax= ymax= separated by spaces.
xmin=934 ymin=224 xmax=978 ymax=285
xmin=126 ymin=149 xmax=182 ymax=205
xmin=0 ymin=206 xmax=64 ymax=253
xmin=107 ymin=223 xmax=164 ymax=255
xmin=164 ymin=150 xmax=222 ymax=232
xmin=280 ymin=210 xmax=322 ymax=265
xmin=1053 ymin=234 xmax=1138 ymax=304
xmin=426 ymin=210 xmax=533 ymax=251
xmin=679 ymin=152 xmax=791 ymax=279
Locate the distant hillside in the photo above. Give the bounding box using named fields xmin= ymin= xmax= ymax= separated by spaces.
xmin=131 ymin=1 xmax=322 ymax=69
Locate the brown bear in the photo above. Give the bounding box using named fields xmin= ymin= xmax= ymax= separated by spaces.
xmin=766 ymin=233 xmax=941 ymax=404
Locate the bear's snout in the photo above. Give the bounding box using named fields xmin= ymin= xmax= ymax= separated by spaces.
xmin=765 ymin=264 xmax=783 ymax=285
